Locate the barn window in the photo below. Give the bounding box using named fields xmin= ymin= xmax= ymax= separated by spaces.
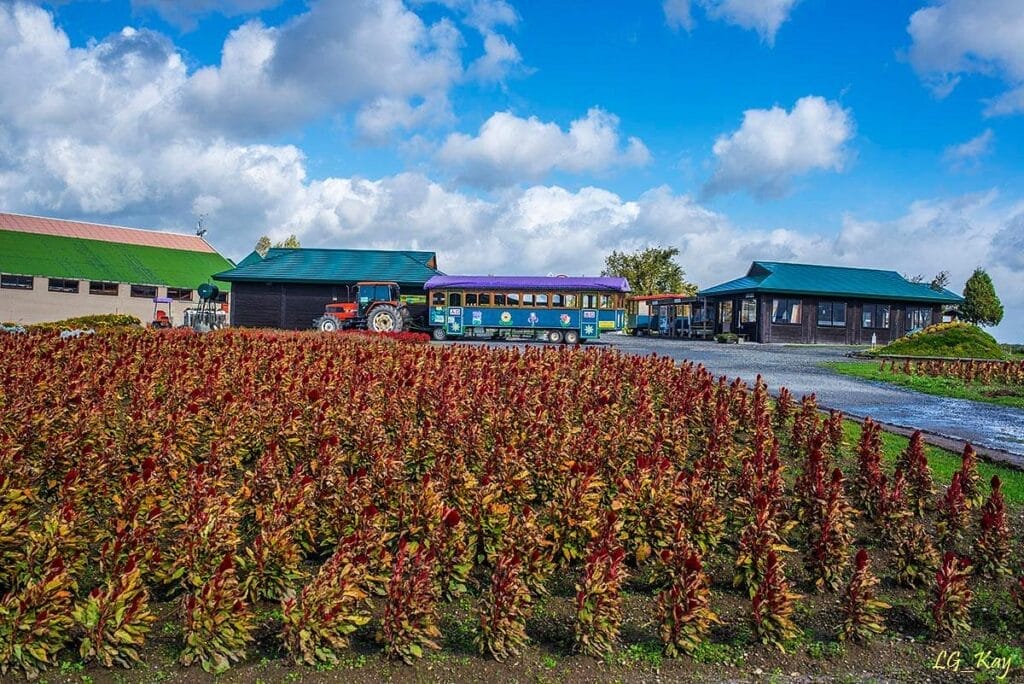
xmin=131 ymin=284 xmax=157 ymax=298
xmin=771 ymin=298 xmax=801 ymax=324
xmin=167 ymin=288 xmax=193 ymax=301
xmin=1 ymin=274 xmax=33 ymax=290
xmin=89 ymin=281 xmax=119 ymax=296
xmin=817 ymin=301 xmax=847 ymax=328
xmin=862 ymin=304 xmax=890 ymax=329
xmin=48 ymin=278 xmax=79 ymax=293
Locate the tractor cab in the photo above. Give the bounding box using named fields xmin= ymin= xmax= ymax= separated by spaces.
xmin=314 ymin=281 xmax=409 ymax=333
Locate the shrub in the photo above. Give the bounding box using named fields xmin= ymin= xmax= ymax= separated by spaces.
xmin=973 ymin=476 xmax=1012 ymax=578
xmin=932 ymin=552 xmax=973 ymax=638
xmin=838 ymin=549 xmax=889 ymax=644
xmin=0 ymin=471 xmax=33 ymax=589
xmin=378 ymin=538 xmax=441 ymax=664
xmin=853 ymin=418 xmax=884 ymax=518
xmin=734 ymin=494 xmax=795 ymax=598
xmin=241 ymin=469 xmax=313 ymax=602
xmin=281 ymin=536 xmax=372 ymax=667
xmin=894 ymin=520 xmax=940 ymax=588
xmin=958 ymin=444 xmax=983 ymax=508
xmin=0 ymin=558 xmax=75 ymax=679
xmin=475 ymin=548 xmax=532 ymax=661
xmin=574 ymin=513 xmax=627 ymax=658
xmin=936 ymin=472 xmax=969 ymax=547
xmin=805 ymin=468 xmax=856 ymax=593
xmin=26 ymin=314 xmax=142 ymax=332
xmin=74 ymin=556 xmax=156 ymax=668
xmin=877 ymin=469 xmax=912 ymax=543
xmin=658 ymin=536 xmax=719 ymax=657
xmin=750 ymin=550 xmax=801 ymax=652
xmin=179 ymin=554 xmax=254 ymax=674
xmin=898 ymin=431 xmax=935 ymax=517
xmin=872 ymin=321 xmax=1003 ymax=359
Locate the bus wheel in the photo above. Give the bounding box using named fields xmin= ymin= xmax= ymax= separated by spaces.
xmin=547 ymin=330 xmax=564 ymax=344
xmin=431 ymin=327 xmax=447 ymax=341
xmin=564 ymin=330 xmax=580 ymax=345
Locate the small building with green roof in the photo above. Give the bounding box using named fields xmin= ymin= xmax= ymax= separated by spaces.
xmin=0 ymin=212 xmax=234 ymax=326
xmin=213 ymin=247 xmax=442 ymax=329
xmin=698 ymin=261 xmax=963 ymax=344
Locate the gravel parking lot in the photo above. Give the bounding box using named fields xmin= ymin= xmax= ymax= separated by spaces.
xmin=602 ymin=334 xmax=1024 ymax=460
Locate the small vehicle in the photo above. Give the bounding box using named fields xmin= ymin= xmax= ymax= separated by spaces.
xmin=149 ymin=297 xmax=174 ymax=329
xmin=313 ymin=281 xmax=411 ymax=333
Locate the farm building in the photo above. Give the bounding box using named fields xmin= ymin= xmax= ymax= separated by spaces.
xmin=698 ymin=261 xmax=964 ymax=344
xmin=0 ymin=212 xmax=234 ymax=326
xmin=213 ymin=247 xmax=442 ymax=329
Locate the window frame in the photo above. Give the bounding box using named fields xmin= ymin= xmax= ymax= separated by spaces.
xmin=816 ymin=301 xmax=847 ymax=328
xmin=465 ymin=292 xmax=479 ymax=306
xmin=0 ymin=274 xmax=33 ymax=290
xmin=167 ymin=287 xmax=194 ymax=302
xmin=130 ymin=284 xmax=157 ymax=299
xmin=861 ymin=303 xmax=890 ymax=329
xmin=493 ymin=292 xmax=506 ymax=306
xmin=48 ymin=278 xmax=80 ymax=294
xmin=581 ymin=293 xmax=598 ymax=309
xmin=89 ymin=281 xmax=119 ymax=296
xmin=431 ymin=291 xmax=446 ymax=306
xmin=739 ymin=298 xmax=757 ymax=324
xmin=771 ymin=298 xmax=802 ymax=325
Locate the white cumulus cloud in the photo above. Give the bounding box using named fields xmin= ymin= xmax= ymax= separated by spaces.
xmin=906 ymin=0 xmax=1024 ymax=115
xmin=437 ymin=108 xmax=650 ymax=187
xmin=663 ymin=0 xmax=800 ymax=45
xmin=943 ymin=129 xmax=995 ymax=170
xmin=704 ymin=95 xmax=854 ymax=199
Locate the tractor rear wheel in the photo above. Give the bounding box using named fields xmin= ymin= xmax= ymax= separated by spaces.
xmin=368 ymin=305 xmax=401 ymax=333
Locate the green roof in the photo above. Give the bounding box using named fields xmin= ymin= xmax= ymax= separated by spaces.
xmin=699 ymin=261 xmax=963 ymax=304
xmin=213 ymin=247 xmax=442 ymax=287
xmin=0 ymin=229 xmax=234 ymax=290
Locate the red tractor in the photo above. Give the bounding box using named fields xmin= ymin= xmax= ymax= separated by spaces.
xmin=313 ymin=281 xmax=411 ymax=333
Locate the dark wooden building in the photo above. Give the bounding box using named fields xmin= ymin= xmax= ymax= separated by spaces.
xmin=698 ymin=261 xmax=963 ymax=344
xmin=214 ymin=247 xmax=440 ymax=329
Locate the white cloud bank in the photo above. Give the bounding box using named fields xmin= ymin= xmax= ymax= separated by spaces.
xmin=1 ymin=3 xmax=1022 ymax=341
xmin=663 ymin=0 xmax=800 ymax=45
xmin=437 ymin=108 xmax=651 ymax=187
xmin=907 ymin=0 xmax=1024 ymax=115
xmin=704 ymin=96 xmax=854 ymax=199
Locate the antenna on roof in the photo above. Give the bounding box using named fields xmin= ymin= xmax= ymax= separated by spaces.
xmin=195 ymin=214 xmax=208 ymax=238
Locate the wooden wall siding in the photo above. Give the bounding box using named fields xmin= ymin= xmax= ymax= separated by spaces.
xmin=710 ymin=295 xmax=943 ymax=345
xmin=228 ymin=282 xmax=427 ymax=329
xmin=231 ymin=283 xmax=283 ymax=328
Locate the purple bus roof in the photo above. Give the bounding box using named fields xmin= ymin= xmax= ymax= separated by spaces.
xmin=424 ymin=275 xmax=631 ymax=293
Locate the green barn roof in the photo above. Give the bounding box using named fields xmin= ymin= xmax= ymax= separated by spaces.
xmin=699 ymin=261 xmax=963 ymax=304
xmin=0 ymin=228 xmax=235 ymax=290
xmin=213 ymin=247 xmax=442 ymax=287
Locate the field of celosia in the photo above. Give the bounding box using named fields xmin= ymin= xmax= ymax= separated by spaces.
xmin=1 ymin=329 xmax=1022 ymax=682
xmin=880 ymin=356 xmax=1024 ymax=387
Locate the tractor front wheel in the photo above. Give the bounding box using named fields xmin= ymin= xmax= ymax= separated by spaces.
xmin=368 ymin=305 xmax=401 ymax=333
xmin=317 ymin=316 xmax=340 ymax=332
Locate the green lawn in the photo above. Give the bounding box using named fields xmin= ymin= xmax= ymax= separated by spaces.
xmin=826 ymin=360 xmax=1024 ymax=410
xmin=840 ymin=420 xmax=1024 ymax=505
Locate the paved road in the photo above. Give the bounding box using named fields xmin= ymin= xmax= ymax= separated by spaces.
xmin=600 ymin=335 xmax=1024 ymax=459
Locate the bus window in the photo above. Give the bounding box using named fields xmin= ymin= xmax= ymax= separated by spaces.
xmin=494 ymin=293 xmax=506 ymax=306
xmin=479 ymin=293 xmax=491 ymax=306
xmin=551 ymin=293 xmax=564 ymax=307
xmin=449 ymin=292 xmax=462 ymax=306
xmin=565 ymin=293 xmax=578 ymax=308
xmin=431 ymin=291 xmax=445 ymax=306
xmin=581 ymin=293 xmax=597 ymax=308
xmin=535 ymin=293 xmax=548 ymax=307
xmin=599 ymin=294 xmax=612 ymax=309
xmin=522 ymin=293 xmax=535 ymax=307
xmin=507 ymin=292 xmax=520 ymax=306
xmin=465 ymin=292 xmax=478 ymax=306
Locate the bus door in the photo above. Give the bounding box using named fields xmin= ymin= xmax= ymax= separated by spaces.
xmin=581 ymin=309 xmax=600 ymax=339
xmin=446 ymin=306 xmax=464 ymax=336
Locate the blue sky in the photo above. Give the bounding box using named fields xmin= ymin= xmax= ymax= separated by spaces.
xmin=2 ymin=0 xmax=1023 ymax=339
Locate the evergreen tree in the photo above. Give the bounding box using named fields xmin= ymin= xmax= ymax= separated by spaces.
xmin=960 ymin=268 xmax=1003 ymax=327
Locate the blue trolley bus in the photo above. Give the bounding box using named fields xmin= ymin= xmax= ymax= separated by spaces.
xmin=424 ymin=275 xmax=630 ymax=343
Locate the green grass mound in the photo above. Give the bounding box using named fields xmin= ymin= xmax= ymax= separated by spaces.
xmin=26 ymin=313 xmax=142 ymax=332
xmin=873 ymin=322 xmax=1004 ymax=359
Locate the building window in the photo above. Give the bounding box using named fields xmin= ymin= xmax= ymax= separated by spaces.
xmin=740 ymin=298 xmax=757 ymax=324
xmin=907 ymin=306 xmax=932 ymax=332
xmin=862 ymin=303 xmax=890 ymax=329
xmin=771 ymin=298 xmax=801 ymax=325
xmin=817 ymin=301 xmax=847 ymax=328
xmin=131 ymin=284 xmax=157 ymax=299
xmin=1 ymin=274 xmax=33 ymax=290
xmin=48 ymin=278 xmax=79 ymax=293
xmin=89 ymin=281 xmax=119 ymax=296
xmin=167 ymin=287 xmax=193 ymax=301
